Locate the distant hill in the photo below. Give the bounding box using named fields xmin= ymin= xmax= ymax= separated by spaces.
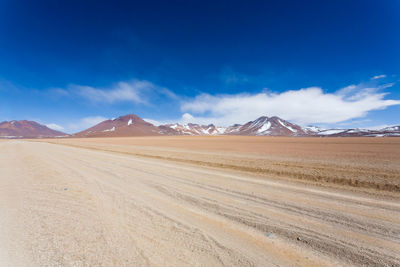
xmin=0 ymin=120 xmax=67 ymax=138
xmin=73 ymin=114 xmax=161 ymax=137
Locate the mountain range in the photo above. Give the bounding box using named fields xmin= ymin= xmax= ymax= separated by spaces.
xmin=1 ymin=114 xmax=399 ymax=138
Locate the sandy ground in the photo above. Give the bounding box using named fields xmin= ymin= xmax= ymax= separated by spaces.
xmin=1 ymin=140 xmax=400 ymax=266
xmin=44 ymin=136 xmax=400 ymax=193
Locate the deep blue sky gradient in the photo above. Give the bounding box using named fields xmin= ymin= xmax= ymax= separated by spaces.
xmin=0 ymin=0 xmax=399 ymax=131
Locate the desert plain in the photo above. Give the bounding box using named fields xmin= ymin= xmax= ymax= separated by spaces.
xmin=1 ymin=136 xmax=400 ymax=266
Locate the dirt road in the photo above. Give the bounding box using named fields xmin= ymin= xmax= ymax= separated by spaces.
xmin=1 ymin=141 xmax=399 ymax=266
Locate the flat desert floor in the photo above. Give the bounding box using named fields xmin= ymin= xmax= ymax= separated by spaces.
xmin=1 ymin=136 xmax=400 ymax=266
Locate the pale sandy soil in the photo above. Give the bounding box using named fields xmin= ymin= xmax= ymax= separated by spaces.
xmin=1 ymin=139 xmax=400 ymax=266
xmin=44 ymin=136 xmax=400 ymax=193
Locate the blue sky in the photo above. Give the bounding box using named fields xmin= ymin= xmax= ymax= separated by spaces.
xmin=0 ymin=0 xmax=399 ymax=133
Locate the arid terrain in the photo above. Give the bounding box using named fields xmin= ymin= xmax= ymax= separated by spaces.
xmin=1 ymin=137 xmax=400 ymax=266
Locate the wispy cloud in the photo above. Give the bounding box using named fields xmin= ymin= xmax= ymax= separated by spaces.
xmin=71 ymin=80 xmax=151 ymax=104
xmin=180 ymin=81 xmax=400 ymax=126
xmin=0 ymin=79 xmax=20 ymax=92
xmin=371 ymin=74 xmax=386 ymax=80
xmin=55 ymin=79 xmax=175 ymax=104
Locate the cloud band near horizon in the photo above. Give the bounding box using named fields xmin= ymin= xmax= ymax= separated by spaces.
xmin=43 ymin=76 xmax=400 ymax=132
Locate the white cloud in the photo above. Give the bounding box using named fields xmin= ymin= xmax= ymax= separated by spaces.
xmin=180 ymin=85 xmax=400 ymax=126
xmin=46 ymin=123 xmax=64 ymax=131
xmin=66 ymin=116 xmax=108 ymax=133
xmin=181 ymin=113 xmax=195 ymax=122
xmin=60 ymin=79 xmax=177 ymax=105
xmin=71 ymin=80 xmax=149 ymax=103
xmin=372 ymin=74 xmax=386 ymax=80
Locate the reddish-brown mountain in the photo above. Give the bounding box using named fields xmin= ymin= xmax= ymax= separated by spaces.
xmin=74 ymin=114 xmax=161 ymax=137
xmin=224 ymin=116 xmax=309 ymax=136
xmin=0 ymin=120 xmax=67 ymax=138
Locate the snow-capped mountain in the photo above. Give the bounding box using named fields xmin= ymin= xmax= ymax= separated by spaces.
xmin=382 ymin=126 xmax=400 ymax=132
xmin=159 ymin=123 xmax=226 ymax=135
xmin=224 ymin=116 xmax=309 ymax=136
xmin=159 ymin=116 xmax=308 ymax=136
xmin=74 ymin=114 xmax=161 ymax=137
xmin=197 ymin=117 xmax=400 ymax=137
xmin=304 ymin=126 xmax=400 ymax=137
xmin=377 ymin=126 xmax=400 ymax=137
xmin=0 ymin=120 xmax=67 ymax=138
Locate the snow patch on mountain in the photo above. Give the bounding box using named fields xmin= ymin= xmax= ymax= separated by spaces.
xmin=103 ymin=127 xmax=115 ymax=132
xmin=318 ymin=129 xmax=346 ymax=135
xmin=257 ymin=121 xmax=271 ymax=133
xmin=278 ymin=119 xmax=297 ymax=132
